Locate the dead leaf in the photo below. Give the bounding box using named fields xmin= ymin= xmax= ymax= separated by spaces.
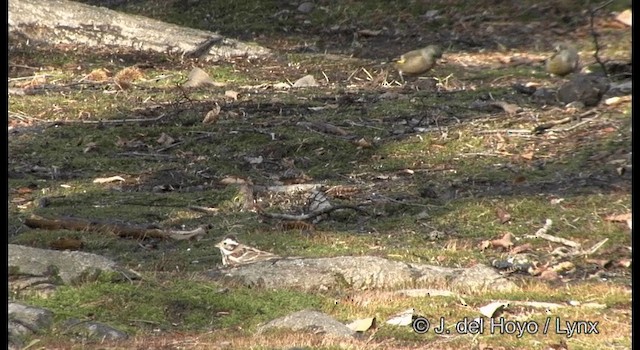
xmin=616 ymin=258 xmax=631 ymax=268
xmin=496 ymin=207 xmax=511 ymax=224
xmin=49 ymin=237 xmax=84 ymax=250
xmin=490 ymin=232 xmax=514 ymax=250
xmin=479 ymin=302 xmax=509 ymax=318
xmin=353 ymin=138 xmax=373 ymax=148
xmin=203 ymin=104 xmax=221 ymax=125
xmin=85 ymin=68 xmax=110 ymax=82
xmin=114 ymin=66 xmax=143 ymax=88
xmin=225 ymin=90 xmax=239 ymax=101
xmin=604 ymin=212 xmax=631 ymax=223
xmin=385 ymin=308 xmax=414 ymax=326
xmin=510 ymin=243 xmax=532 ymax=255
xmin=93 ymin=176 xmax=126 ymax=184
xmin=14 ymin=187 xmax=34 ymax=195
xmin=83 ymin=142 xmax=98 ymax=153
xmin=585 ymin=258 xmax=612 ymax=268
xmin=615 ymin=9 xmax=632 ymax=27
xmin=520 ymin=151 xmax=535 ymax=160
xmin=292 ymin=74 xmax=318 ymax=88
xmin=539 ymin=269 xmax=560 ymax=281
xmin=346 ymin=317 xmax=376 ymax=332
xmin=156 ymin=133 xmax=175 ymax=146
xmin=478 ymin=240 xmax=492 ymax=251
xmin=605 ymin=95 xmax=631 ymax=106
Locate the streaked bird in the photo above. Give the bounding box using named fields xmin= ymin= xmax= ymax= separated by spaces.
xmin=215 ymin=235 xmax=280 ymax=267
xmin=545 ymin=43 xmax=579 ymax=77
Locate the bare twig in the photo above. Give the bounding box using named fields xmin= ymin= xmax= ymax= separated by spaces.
xmin=589 ymin=0 xmax=614 ymax=77
xmin=48 ymin=113 xmax=167 ymax=127
xmin=258 ymin=204 xmax=370 ymax=221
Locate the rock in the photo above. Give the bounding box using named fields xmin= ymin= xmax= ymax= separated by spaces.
xmin=9 ymin=302 xmax=54 ymax=346
xmin=557 ymin=74 xmax=609 ymax=107
xmin=8 ymin=244 xmax=140 ymax=285
xmin=297 ymin=2 xmax=315 ymax=14
xmin=531 ymin=87 xmax=558 ymax=105
xmin=259 ymin=309 xmax=355 ymax=338
xmin=62 ymin=319 xmax=129 ymax=342
xmin=292 ymin=74 xmax=318 ymax=88
xmin=207 ymin=255 xmax=517 ymax=292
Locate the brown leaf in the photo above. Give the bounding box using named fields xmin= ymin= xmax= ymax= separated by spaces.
xmin=478 ymin=240 xmax=492 ymax=251
xmin=490 ymin=232 xmax=514 ymax=250
xmin=510 ymin=243 xmax=532 ymax=255
xmin=604 ymin=212 xmax=631 ymax=223
xmin=520 ymin=151 xmax=535 ymax=160
xmin=496 ymin=207 xmax=511 ymax=224
xmin=225 ymin=90 xmax=239 ymax=101
xmin=114 ymin=67 xmax=143 ymax=86
xmin=539 ymin=269 xmax=560 ymax=281
xmin=353 ymin=138 xmax=373 ymax=148
xmin=585 ymin=258 xmax=612 ymax=268
xmin=85 ymin=68 xmax=111 ymax=82
xmin=616 ymin=258 xmax=631 ymax=268
xmin=49 ymin=237 xmax=84 ymax=250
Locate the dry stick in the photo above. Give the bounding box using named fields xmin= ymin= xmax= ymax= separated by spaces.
xmin=48 ymin=113 xmax=167 ymax=126
xmin=589 ymin=0 xmax=614 ymax=77
xmin=532 ymin=109 xmax=598 ymax=134
xmin=527 ymin=219 xmax=582 ymax=248
xmin=258 ymin=204 xmax=370 ymax=221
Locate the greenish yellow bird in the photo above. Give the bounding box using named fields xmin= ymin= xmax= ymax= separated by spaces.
xmin=545 ymin=43 xmax=579 ymax=77
xmin=395 ymin=45 xmax=443 ymax=81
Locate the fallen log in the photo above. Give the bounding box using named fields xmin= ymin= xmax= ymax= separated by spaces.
xmin=24 ymin=214 xmax=208 ymax=241
xmin=9 ymin=0 xmax=270 ymax=61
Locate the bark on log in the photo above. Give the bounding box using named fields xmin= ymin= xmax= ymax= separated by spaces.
xmin=24 ymin=214 xmax=208 ymax=241
xmin=9 ymin=0 xmax=271 ymax=60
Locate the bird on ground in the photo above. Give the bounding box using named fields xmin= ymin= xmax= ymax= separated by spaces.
xmin=545 ymin=43 xmax=579 ymax=77
xmin=395 ymin=45 xmax=443 ymax=82
xmin=215 ymin=235 xmax=280 ymax=267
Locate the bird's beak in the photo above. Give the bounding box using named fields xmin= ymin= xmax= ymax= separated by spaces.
xmin=214 ymin=242 xmax=222 ymax=248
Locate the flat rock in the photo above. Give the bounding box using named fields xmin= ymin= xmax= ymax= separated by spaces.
xmin=557 ymin=74 xmax=609 ymax=107
xmin=9 ymin=244 xmax=140 ymax=285
xmin=207 ymin=255 xmax=517 ymax=292
xmin=62 ymin=318 xmax=129 ymax=342
xmin=9 ymin=302 xmax=54 ymax=346
xmin=259 ymin=309 xmax=355 ymax=338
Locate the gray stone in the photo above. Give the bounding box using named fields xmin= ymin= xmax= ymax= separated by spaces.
xmin=8 ymin=302 xmax=54 ymax=345
xmin=208 ymin=255 xmax=517 ymax=292
xmin=63 ymin=319 xmax=129 ymax=342
xmin=8 ymin=244 xmax=140 ymax=285
xmin=259 ymin=309 xmax=355 ymax=338
xmin=557 ymin=74 xmax=609 ymax=107
xmin=297 ymin=2 xmax=315 ymax=14
xmin=292 ymin=74 xmax=318 ymax=88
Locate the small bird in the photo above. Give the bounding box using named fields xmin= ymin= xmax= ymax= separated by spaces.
xmin=395 ymin=45 xmax=443 ymax=81
xmin=545 ymin=43 xmax=579 ymax=77
xmin=215 ymin=235 xmax=280 ymax=267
